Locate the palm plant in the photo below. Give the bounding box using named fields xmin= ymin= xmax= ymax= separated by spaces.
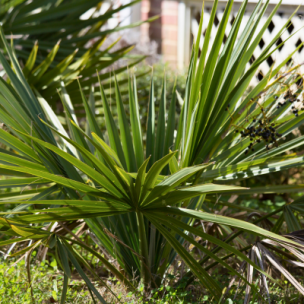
xmin=0 ymin=0 xmax=155 ymax=103
xmin=1 ymin=0 xmax=304 ymax=302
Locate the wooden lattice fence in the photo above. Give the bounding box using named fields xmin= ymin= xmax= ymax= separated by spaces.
xmin=190 ymin=1 xmax=304 ymax=84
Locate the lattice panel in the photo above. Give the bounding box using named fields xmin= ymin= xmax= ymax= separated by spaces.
xmin=190 ymin=3 xmax=304 ymax=85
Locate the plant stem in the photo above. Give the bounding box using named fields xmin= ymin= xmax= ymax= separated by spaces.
xmin=136 ymin=211 xmax=151 ymax=289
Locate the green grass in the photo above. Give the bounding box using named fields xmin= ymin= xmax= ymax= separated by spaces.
xmin=0 ymin=259 xmax=91 ymax=303
xmin=0 ymin=259 xmax=202 ymax=303
xmin=1 ymin=259 xmax=303 ymax=303
xmin=0 ymin=259 xmax=195 ymax=303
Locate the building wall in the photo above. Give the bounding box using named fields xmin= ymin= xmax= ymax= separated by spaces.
xmin=141 ymin=0 xmax=179 ymax=67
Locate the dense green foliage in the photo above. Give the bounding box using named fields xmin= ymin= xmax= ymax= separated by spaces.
xmin=1 ymin=0 xmax=304 ymax=303
xmin=0 ymin=0 xmax=154 ymax=103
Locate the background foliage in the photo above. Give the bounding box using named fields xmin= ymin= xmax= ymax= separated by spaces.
xmin=0 ymin=0 xmax=155 ymax=103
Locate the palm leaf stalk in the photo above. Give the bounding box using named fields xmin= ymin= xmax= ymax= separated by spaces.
xmin=1 ymin=0 xmax=304 ymax=302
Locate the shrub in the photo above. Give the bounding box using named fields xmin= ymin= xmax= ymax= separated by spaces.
xmin=0 ymin=0 xmax=304 ymax=303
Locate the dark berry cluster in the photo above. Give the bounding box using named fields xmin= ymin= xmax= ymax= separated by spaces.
xmin=236 ymin=119 xmax=281 ymax=155
xmin=282 ymin=89 xmax=304 ymax=117
xmin=230 ymin=71 xmax=304 ymax=156
xmin=274 ymin=91 xmax=303 ymax=117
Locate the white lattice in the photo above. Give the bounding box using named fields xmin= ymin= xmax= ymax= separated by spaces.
xmin=190 ymin=2 xmax=304 ymax=85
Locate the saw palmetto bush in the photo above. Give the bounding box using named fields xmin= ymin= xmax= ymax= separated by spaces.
xmin=1 ymin=0 xmax=304 ymax=302
xmin=0 ymin=0 xmax=154 ymax=104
